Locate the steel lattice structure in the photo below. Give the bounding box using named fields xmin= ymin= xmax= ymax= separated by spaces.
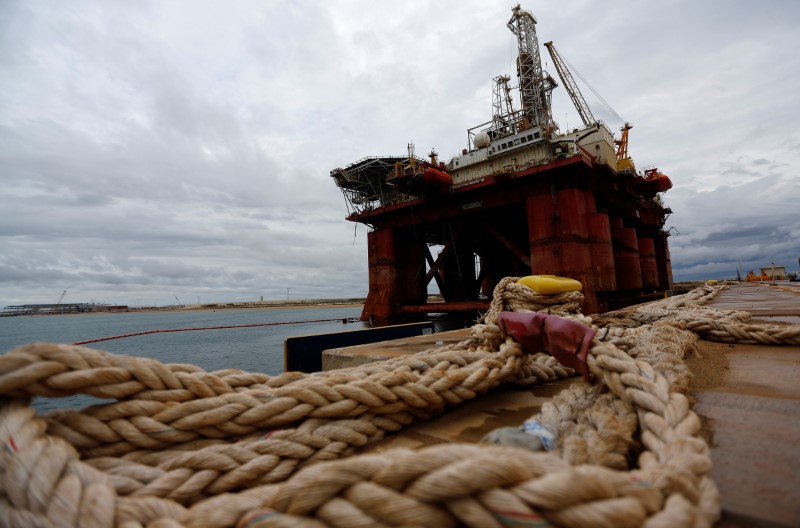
xmin=507 ymin=4 xmax=557 ymax=133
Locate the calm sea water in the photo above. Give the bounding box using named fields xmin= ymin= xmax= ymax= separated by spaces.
xmin=0 ymin=306 xmax=365 ymax=411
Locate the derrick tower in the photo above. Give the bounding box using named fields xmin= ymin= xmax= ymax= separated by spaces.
xmin=507 ymin=5 xmax=557 ymax=133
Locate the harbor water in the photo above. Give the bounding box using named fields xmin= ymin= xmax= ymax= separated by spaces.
xmin=0 ymin=306 xmax=365 ymax=411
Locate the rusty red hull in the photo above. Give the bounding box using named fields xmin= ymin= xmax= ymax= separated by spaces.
xmin=350 ymin=156 xmax=673 ymax=324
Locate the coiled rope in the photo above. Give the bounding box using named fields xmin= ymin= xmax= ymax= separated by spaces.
xmin=1 ymin=279 xmax=798 ymax=527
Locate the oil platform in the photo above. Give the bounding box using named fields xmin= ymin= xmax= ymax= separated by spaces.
xmin=331 ymin=5 xmax=674 ymax=324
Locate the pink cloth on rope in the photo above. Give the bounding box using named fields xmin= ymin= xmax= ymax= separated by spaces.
xmin=497 ymin=311 xmax=597 ymax=381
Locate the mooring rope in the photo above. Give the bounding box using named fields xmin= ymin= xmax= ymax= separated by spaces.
xmin=2 ymin=280 xmax=799 ymax=526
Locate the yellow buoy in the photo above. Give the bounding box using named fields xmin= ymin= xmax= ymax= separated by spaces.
xmin=518 ymin=275 xmax=582 ymax=295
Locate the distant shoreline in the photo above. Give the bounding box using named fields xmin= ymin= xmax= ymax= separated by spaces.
xmin=3 ymin=283 xmax=737 ymax=317
xmin=2 ymin=299 xmax=366 ymax=317
xmin=145 ymin=300 xmax=366 ymax=314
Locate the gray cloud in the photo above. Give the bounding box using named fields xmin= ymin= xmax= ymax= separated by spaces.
xmin=1 ymin=0 xmax=799 ymax=307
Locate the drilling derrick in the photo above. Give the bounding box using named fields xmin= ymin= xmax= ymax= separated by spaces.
xmin=507 ymin=4 xmax=557 ymax=133
xmin=331 ymin=5 xmax=675 ymax=324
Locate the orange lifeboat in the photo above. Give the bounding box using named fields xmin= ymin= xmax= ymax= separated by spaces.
xmin=420 ymin=166 xmax=453 ymax=189
xmin=633 ymin=168 xmax=672 ymax=197
xmin=386 ymin=147 xmax=453 ymax=196
xmin=644 ymin=168 xmax=672 ymax=192
xmin=389 ymin=162 xmax=452 ymax=196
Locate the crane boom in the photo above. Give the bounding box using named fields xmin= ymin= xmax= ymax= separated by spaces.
xmin=615 ymin=122 xmax=636 ymax=173
xmin=507 ymin=4 xmax=557 ymax=132
xmin=543 ymin=41 xmax=596 ymax=127
xmin=616 ymin=122 xmax=633 ymax=162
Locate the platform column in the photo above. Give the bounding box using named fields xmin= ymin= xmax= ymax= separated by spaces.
xmin=440 ymin=243 xmax=478 ymax=302
xmin=527 ymin=187 xmax=601 ymax=314
xmin=585 ymin=188 xmax=616 ymax=297
xmin=587 ymin=212 xmax=616 ymax=294
xmin=637 ymin=236 xmax=659 ymax=289
xmin=610 ymin=217 xmax=643 ymax=290
xmin=361 ymin=227 xmax=426 ymax=324
xmin=654 ymin=232 xmax=674 ymax=290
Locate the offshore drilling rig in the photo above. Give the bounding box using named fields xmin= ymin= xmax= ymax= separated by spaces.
xmin=331 ymin=4 xmax=674 ymax=324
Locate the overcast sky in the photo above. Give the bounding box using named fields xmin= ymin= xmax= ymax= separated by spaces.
xmin=2 ymin=0 xmax=799 ymax=307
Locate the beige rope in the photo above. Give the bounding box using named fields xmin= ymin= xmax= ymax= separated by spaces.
xmin=2 ymin=280 xmax=798 ymax=526
xmin=232 ymin=445 xmax=657 ymax=528
xmin=1 ymin=327 xmax=573 ymax=512
xmin=36 ymin=340 xmax=519 ymax=452
xmin=0 ymin=343 xmax=299 ymax=401
xmin=181 ymin=329 xmax=716 ymax=527
xmin=670 ymin=316 xmax=800 ymax=345
xmin=597 ymin=284 xmax=800 ymax=346
xmin=483 ymin=276 xmax=589 ymax=325
xmin=226 ymin=330 xmax=716 ymax=527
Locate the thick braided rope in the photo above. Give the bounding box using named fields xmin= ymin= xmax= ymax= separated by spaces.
xmin=0 ymin=343 xmax=300 ymax=401
xmin=67 ymin=353 xmax=570 ymax=503
xmin=487 ymin=280 xmax=719 ymax=524
xmin=586 ymin=341 xmax=719 ymax=527
xmin=669 ymin=315 xmax=800 ymax=345
xmin=503 ymin=324 xmax=697 ymax=476
xmin=178 ymin=283 xmax=723 ymax=527
xmin=520 ymin=382 xmax=638 ymax=470
xmin=1 ymin=438 xmax=662 ymax=528
xmin=0 ymin=329 xmax=714 ymax=528
xmin=229 ymin=445 xmax=663 ymax=528
xmin=0 ymin=327 xmax=498 ymax=403
xmin=167 ymin=328 xmax=717 ymax=527
xmin=2 ymin=324 xmax=571 ymax=456
xmin=0 ymin=398 xmax=123 ymax=528
xmin=0 ymin=327 xmax=580 ymax=517
xmin=36 ymin=337 xmax=522 ymax=451
xmin=483 ymin=281 xmax=720 ymax=525
xmin=596 ymin=284 xmax=800 ymax=346
xmin=5 ymin=281 xmax=794 ymax=526
xmin=214 ymin=282 xmax=790 ymax=527
xmin=83 ymin=416 xmax=390 ymax=503
xmin=483 ymin=276 xmax=587 ymax=325
xmin=597 ymin=286 xmax=738 ymax=328
xmin=189 ymin=333 xmax=716 ymax=528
